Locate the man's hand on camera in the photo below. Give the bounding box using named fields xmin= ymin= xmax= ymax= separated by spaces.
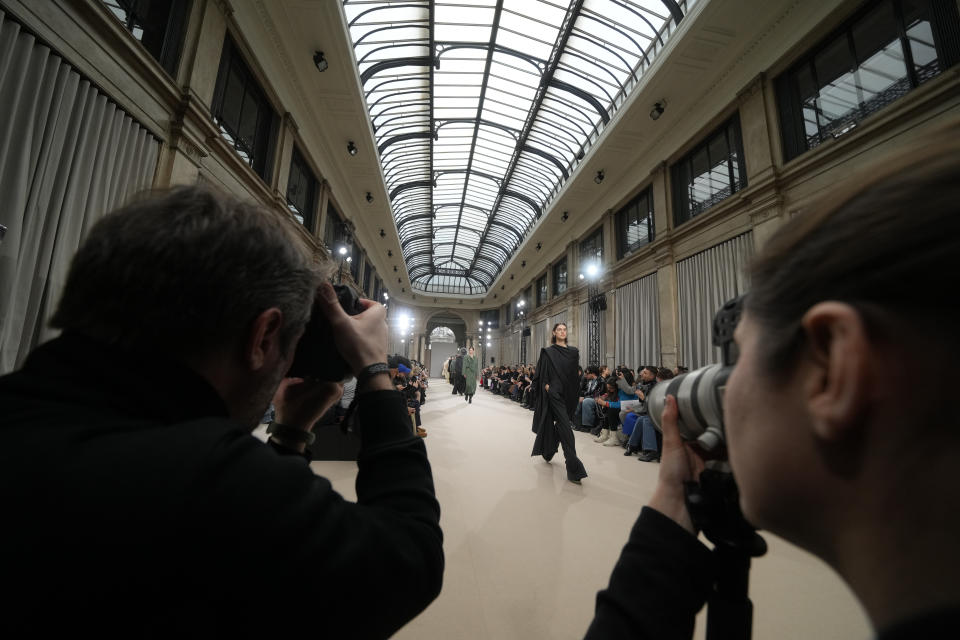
xmin=315 ymin=282 xmax=391 ymax=392
xmin=649 ymin=395 xmax=705 ymax=536
xmin=273 ymin=377 xmax=343 ymax=431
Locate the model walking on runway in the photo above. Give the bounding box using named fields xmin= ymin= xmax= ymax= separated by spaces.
xmin=531 ymin=323 xmax=588 ymax=484
xmin=462 ymin=346 xmax=478 ymax=403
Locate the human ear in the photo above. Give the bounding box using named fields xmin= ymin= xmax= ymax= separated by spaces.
xmin=245 ymin=307 xmax=284 ymax=371
xmin=800 ymin=302 xmax=873 ymax=441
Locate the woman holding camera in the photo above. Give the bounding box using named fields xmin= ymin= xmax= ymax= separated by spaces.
xmin=586 ymin=129 xmax=960 ymax=638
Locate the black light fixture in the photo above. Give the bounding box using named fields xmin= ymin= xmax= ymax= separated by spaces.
xmin=650 ymin=100 xmax=666 ymax=121
xmin=393 ymin=266 xmax=398 ymax=272
xmin=536 ymin=242 xmax=542 ymax=251
xmin=379 ymin=228 xmax=386 ymax=238
xmin=562 ymin=211 xmax=569 ymax=222
xmin=398 ymin=278 xmax=402 ymax=283
xmin=365 ymin=192 xmax=373 ymax=203
xmin=594 ymin=170 xmax=604 ymax=184
xmin=313 ymin=51 xmax=328 ymax=72
xmin=510 ymin=274 xmax=514 ymax=280
xmin=347 ymin=141 xmax=357 ymax=156
xmin=387 ymin=250 xmax=392 ymax=257
xmin=521 ymin=260 xmax=526 ymax=268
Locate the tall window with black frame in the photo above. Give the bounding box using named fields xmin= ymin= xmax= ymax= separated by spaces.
xmin=102 ymin=0 xmax=191 ymax=77
xmin=671 ymin=115 xmax=747 ymax=226
xmin=286 ymin=147 xmax=318 ymax=230
xmin=776 ymin=0 xmax=960 ymax=161
xmin=553 ymin=258 xmax=568 ymax=296
xmin=211 ymin=35 xmax=278 ymax=180
xmin=616 ymin=187 xmax=654 ymax=260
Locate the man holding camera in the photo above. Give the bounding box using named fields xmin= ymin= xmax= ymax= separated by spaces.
xmin=0 ymin=186 xmax=443 ymax=638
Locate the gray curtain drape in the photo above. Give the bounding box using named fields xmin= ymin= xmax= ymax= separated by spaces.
xmin=578 ymin=301 xmax=606 ymax=368
xmin=532 ymin=319 xmax=546 ymax=357
xmin=676 ymin=232 xmax=754 ymax=368
xmin=0 ymin=11 xmax=160 ymax=373
xmin=615 ymin=272 xmax=660 ymax=369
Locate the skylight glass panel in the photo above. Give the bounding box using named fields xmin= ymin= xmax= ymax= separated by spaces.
xmin=345 ymin=0 xmax=686 ymax=294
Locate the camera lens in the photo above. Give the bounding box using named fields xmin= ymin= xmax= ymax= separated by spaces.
xmin=646 ymin=363 xmax=730 ymax=454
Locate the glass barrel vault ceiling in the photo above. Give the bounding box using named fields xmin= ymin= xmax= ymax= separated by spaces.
xmin=343 ymin=0 xmax=689 ymax=296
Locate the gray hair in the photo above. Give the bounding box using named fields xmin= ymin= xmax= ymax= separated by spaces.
xmin=51 ymin=185 xmax=319 ymax=357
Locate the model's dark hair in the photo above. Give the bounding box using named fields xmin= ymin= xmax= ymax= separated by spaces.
xmin=550 ymin=322 xmax=566 ymax=344
xmin=746 ymin=124 xmax=960 ymax=376
xmin=51 ymin=185 xmax=319 ymax=358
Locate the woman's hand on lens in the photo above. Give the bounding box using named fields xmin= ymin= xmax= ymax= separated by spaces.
xmin=649 ymin=394 xmax=705 ymax=535
xmin=315 ymin=282 xmax=387 ymax=373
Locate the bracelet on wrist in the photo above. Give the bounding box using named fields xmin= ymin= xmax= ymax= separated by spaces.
xmin=356 ymin=362 xmax=390 ymax=389
xmin=266 ymin=421 xmax=315 ymax=445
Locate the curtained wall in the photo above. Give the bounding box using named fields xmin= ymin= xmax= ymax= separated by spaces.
xmin=0 ymin=11 xmax=160 ymax=373
xmin=615 ymin=272 xmax=660 ymax=369
xmin=676 ymin=232 xmax=754 ymax=368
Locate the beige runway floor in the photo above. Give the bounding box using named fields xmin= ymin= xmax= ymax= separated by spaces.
xmin=309 ymin=380 xmax=871 ymax=639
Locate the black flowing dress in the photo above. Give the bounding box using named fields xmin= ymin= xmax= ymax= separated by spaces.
xmin=531 ymin=344 xmax=587 ymax=481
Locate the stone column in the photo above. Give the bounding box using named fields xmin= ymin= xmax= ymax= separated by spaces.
xmin=654 ymin=245 xmax=679 ymax=369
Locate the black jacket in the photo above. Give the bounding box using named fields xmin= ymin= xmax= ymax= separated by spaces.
xmin=0 ymin=334 xmax=443 ymax=639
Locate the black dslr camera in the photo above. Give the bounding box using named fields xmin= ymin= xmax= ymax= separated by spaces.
xmin=286 ymin=284 xmax=365 ymax=381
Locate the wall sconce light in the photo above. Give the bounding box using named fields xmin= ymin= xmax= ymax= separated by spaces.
xmin=521 ymin=260 xmax=526 ymax=268
xmin=387 ymin=250 xmax=392 ymax=257
xmin=536 ymin=242 xmax=542 ymax=251
xmin=313 ymin=51 xmax=328 ymax=72
xmin=393 ymin=266 xmax=398 ymax=272
xmin=650 ymin=100 xmax=666 ymax=121
xmin=398 ymin=278 xmax=402 ymax=283
xmin=379 ymin=228 xmax=385 ymax=238
xmin=561 ymin=211 xmax=569 ymax=222
xmin=347 ymin=141 xmax=357 ymax=156
xmin=594 ymin=170 xmax=604 ymax=184
xmin=366 ymin=192 xmax=373 ymax=203
xmin=510 ymin=274 xmax=514 ymax=280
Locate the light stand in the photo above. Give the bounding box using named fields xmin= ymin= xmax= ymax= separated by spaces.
xmin=516 ymin=300 xmax=527 ymax=364
xmin=580 ymin=263 xmax=603 ymax=367
xmin=336 ymin=246 xmax=351 ymax=284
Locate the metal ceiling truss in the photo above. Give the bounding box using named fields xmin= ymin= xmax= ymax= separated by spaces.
xmin=344 ymin=0 xmax=686 ymax=296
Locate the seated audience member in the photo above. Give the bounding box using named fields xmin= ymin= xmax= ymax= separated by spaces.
xmin=575 ymin=365 xmax=601 ymax=430
xmin=586 ymin=132 xmax=960 ymax=639
xmin=582 ymin=365 xmax=610 ymax=435
xmin=624 ymin=366 xmax=660 ymax=459
xmin=595 ymin=378 xmax=637 ymax=447
xmin=0 ymin=186 xmax=443 ymax=638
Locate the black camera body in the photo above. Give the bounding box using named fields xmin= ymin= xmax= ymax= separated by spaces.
xmin=287 ymin=284 xmax=365 ymax=381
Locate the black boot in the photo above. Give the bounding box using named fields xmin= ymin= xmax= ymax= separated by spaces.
xmin=623 ymin=445 xmax=640 ymax=456
xmin=565 ymin=457 xmax=587 ymax=484
xmin=468 ymin=395 xmax=472 ymax=404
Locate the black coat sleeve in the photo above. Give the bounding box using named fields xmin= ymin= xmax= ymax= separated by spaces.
xmin=585 ymin=507 xmax=715 ymax=640
xmin=190 ymin=390 xmax=442 ymax=640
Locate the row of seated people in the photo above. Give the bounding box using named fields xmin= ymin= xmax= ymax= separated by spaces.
xmin=575 ymin=364 xmax=687 ymax=462
xmin=479 ymin=360 xmax=687 ymax=463
xmin=392 ymin=356 xmax=429 ymax=438
xmin=480 ymin=364 xmax=536 ymax=410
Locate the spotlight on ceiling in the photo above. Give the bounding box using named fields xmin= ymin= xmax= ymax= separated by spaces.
xmin=313 ymin=51 xmax=328 ymax=72
xmin=594 ymin=170 xmax=604 ymax=184
xmin=365 ymin=192 xmax=373 ymax=203
xmin=521 ymin=260 xmax=526 ymax=268
xmin=393 ymin=266 xmax=398 ymax=272
xmin=561 ymin=211 xmax=569 ymax=222
xmin=387 ymin=250 xmax=392 ymax=257
xmin=650 ymin=100 xmax=666 ymax=121
xmin=379 ymin=228 xmax=385 ymax=238
xmin=347 ymin=141 xmax=357 ymax=156
xmin=536 ymin=242 xmax=542 ymax=251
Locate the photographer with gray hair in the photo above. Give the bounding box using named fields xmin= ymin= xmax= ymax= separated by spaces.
xmin=0 ymin=185 xmax=443 ymax=638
